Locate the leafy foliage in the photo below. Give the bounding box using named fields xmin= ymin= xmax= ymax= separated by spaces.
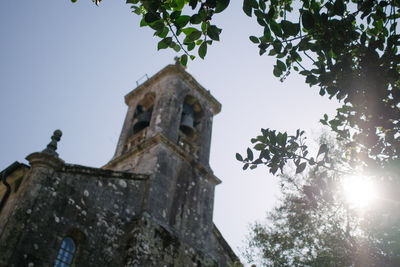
xmin=241 ymin=0 xmax=400 ymax=172
xmin=236 ymin=0 xmax=400 ymax=177
xmin=237 ymin=128 xmax=331 ymax=175
xmin=80 ymin=0 xmax=228 ymax=66
xmin=244 ymin=138 xmax=399 ymax=266
xmin=77 ymin=0 xmax=400 ymax=177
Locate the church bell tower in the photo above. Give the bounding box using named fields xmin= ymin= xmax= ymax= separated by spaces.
xmin=104 ymin=62 xmax=222 ymax=248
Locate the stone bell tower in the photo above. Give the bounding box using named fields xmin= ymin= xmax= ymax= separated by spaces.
xmin=108 ymin=62 xmax=220 ymax=168
xmin=104 ymin=62 xmax=223 ymax=249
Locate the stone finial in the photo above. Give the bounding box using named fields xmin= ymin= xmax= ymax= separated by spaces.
xmin=174 ymin=56 xmax=186 ymax=69
xmin=42 ymin=130 xmax=62 ymax=156
xmin=174 ymin=56 xmax=180 ymax=65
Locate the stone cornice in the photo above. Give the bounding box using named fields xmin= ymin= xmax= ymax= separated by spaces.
xmin=125 ymin=64 xmax=221 ymax=115
xmin=103 ymin=133 xmax=221 ymax=185
xmin=62 ymin=164 xmax=149 ymax=180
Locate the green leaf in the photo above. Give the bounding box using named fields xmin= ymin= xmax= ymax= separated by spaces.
xmin=272 ymin=40 xmax=282 ymax=52
xmin=187 ymin=30 xmax=202 ymax=41
xmin=190 ymin=14 xmax=203 ymax=24
xmin=175 ymin=15 xmax=191 ymax=28
xmin=243 ymin=163 xmax=249 ymax=170
xmin=247 ymin=148 xmax=254 ymax=161
xmin=140 ymin=17 xmax=148 ymax=27
xmin=173 ymin=44 xmax=181 ymax=52
xmin=149 ymin=20 xmax=164 ymax=32
xmin=253 ymin=158 xmax=263 ymax=164
xmin=175 ymin=0 xmax=185 ymax=10
xmin=189 ymin=0 xmax=197 ymax=9
xmin=249 ymin=36 xmax=259 ymax=43
xmin=250 ymin=165 xmax=257 ymax=169
xmin=170 ymin=11 xmax=181 ymax=20
xmin=198 ymin=42 xmax=207 ymax=59
xmin=182 ymin=27 xmax=197 ymax=35
xmin=281 ymin=20 xmax=300 ymax=36
xmin=270 ymin=21 xmax=282 ymax=37
xmin=302 ymin=11 xmax=314 ymax=30
xmin=142 ymin=1 xmax=160 ymax=12
xmin=267 ymin=7 xmax=275 ymax=19
xmin=277 ymin=60 xmax=286 ymax=71
xmin=207 ymin=25 xmax=221 ymax=41
xmin=270 ymin=165 xmax=278 ymax=174
xmin=215 ymin=0 xmax=230 ymax=13
xmin=157 ymin=27 xmax=169 ymax=38
xmin=236 ymin=153 xmax=243 ymax=161
xmin=201 ymin=22 xmax=207 ymax=33
xmin=180 ymin=54 xmax=188 ymax=66
xmin=131 ymin=6 xmax=141 ymax=15
xmin=145 ymin=12 xmax=160 ymax=24
xmin=170 ymin=42 xmax=177 ymax=50
xmin=187 ymin=42 xmax=195 ymax=51
xmin=243 ymin=0 xmax=253 ymax=17
xmin=254 ymin=10 xmax=265 ymax=19
xmin=333 ymin=0 xmax=345 ymax=16
xmin=273 ymin=66 xmax=282 ymax=77
xmin=157 ymin=39 xmax=169 ymax=50
xmin=277 ymin=132 xmax=287 ymax=146
xmin=71 ymin=0 xmax=78 ymax=3
xmin=250 ymin=0 xmax=259 ymax=8
xmin=296 ymin=162 xmax=307 ymax=173
xmin=254 ymin=143 xmax=266 ymax=150
xmin=259 ymin=0 xmax=266 ymax=11
xmin=263 ymin=25 xmax=271 ymax=40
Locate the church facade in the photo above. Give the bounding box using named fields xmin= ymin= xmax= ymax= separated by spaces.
xmin=0 ymin=64 xmax=240 ymax=266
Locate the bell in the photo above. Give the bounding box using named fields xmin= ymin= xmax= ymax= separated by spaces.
xmin=180 ymin=103 xmax=195 ymax=137
xmin=133 ymin=110 xmax=151 ymax=134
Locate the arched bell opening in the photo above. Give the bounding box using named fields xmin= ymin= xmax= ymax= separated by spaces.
xmin=179 ymin=96 xmax=203 ymax=140
xmin=132 ymin=92 xmax=155 ymax=135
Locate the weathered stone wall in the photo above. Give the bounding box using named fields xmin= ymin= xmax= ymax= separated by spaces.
xmin=0 ymin=163 xmax=149 ymax=267
xmin=0 ymin=161 xmax=239 ymax=267
xmin=106 ymin=139 xmax=218 ymax=249
xmin=125 ymin=213 xmax=218 ymax=267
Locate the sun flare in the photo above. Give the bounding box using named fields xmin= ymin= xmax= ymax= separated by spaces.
xmin=342 ymin=176 xmax=376 ymax=208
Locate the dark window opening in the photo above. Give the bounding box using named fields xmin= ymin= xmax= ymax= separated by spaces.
xmin=180 ymin=103 xmax=196 ymax=138
xmin=132 ymin=92 xmax=155 ymax=135
xmin=179 ymin=96 xmax=203 ymax=140
xmin=133 ymin=105 xmax=153 ymax=134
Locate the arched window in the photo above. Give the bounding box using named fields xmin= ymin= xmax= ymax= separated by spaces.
xmin=179 ymin=95 xmax=203 ymax=140
xmin=132 ymin=92 xmax=155 ymax=135
xmin=54 ymin=237 xmax=76 ymax=267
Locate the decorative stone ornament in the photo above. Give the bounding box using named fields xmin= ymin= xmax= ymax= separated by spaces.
xmin=42 ymin=129 xmax=62 ymax=157
xmin=26 ymin=130 xmax=64 ymax=170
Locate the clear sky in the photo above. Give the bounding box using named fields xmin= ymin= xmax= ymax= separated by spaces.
xmin=0 ymin=0 xmax=338 ymax=262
